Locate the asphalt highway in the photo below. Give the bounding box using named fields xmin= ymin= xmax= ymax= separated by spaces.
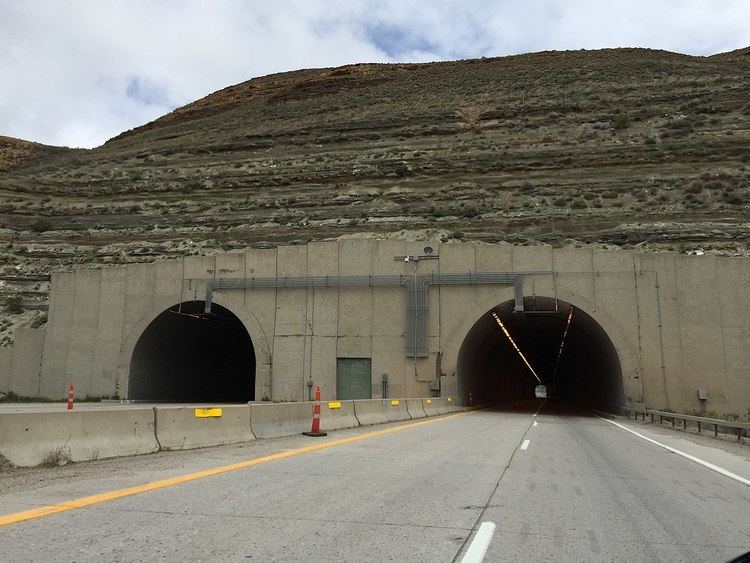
xmin=1 ymin=401 xmax=748 ymax=562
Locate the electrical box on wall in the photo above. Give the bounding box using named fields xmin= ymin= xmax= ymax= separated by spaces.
xmin=697 ymin=388 xmax=708 ymax=401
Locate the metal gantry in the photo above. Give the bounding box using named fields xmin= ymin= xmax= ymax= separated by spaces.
xmin=203 ymin=272 xmax=525 ymax=357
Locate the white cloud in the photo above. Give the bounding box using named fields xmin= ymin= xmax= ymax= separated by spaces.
xmin=0 ymin=0 xmax=747 ymax=148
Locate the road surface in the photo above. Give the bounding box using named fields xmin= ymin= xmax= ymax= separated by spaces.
xmin=1 ymin=401 xmax=748 ymax=561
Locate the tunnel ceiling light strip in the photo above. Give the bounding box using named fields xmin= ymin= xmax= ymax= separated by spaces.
xmin=491 ymin=312 xmax=541 ymax=384
xmin=552 ymin=307 xmax=574 ymax=383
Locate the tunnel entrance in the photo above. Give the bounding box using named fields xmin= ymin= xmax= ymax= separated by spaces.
xmin=457 ymin=297 xmax=623 ymax=412
xmin=128 ymin=301 xmax=255 ymax=402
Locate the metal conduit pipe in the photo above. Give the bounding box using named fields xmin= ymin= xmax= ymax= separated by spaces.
xmin=203 ymin=272 xmax=542 ymax=358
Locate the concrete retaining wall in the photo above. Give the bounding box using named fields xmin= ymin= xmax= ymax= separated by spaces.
xmin=320 ymin=400 xmax=359 ymax=432
xmin=0 ymin=407 xmax=158 ymax=466
xmin=0 ymin=347 xmax=11 ymax=393
xmin=250 ymin=402 xmax=313 ymax=439
xmin=353 ymin=399 xmax=389 ymax=426
xmin=383 ymin=399 xmax=411 ymax=422
xmin=405 ymin=398 xmax=427 ymax=419
xmin=154 ymin=405 xmax=253 ymax=450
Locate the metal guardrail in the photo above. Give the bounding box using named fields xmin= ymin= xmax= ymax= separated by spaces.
xmin=624 ymin=407 xmax=749 ymax=441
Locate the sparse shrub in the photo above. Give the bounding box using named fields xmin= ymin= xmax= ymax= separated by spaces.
xmin=724 ymin=193 xmax=744 ymax=205
xmin=42 ymin=447 xmax=71 ymax=467
xmin=570 ymin=198 xmax=587 ymax=209
xmin=582 ymin=192 xmax=596 ymax=200
xmin=30 ymin=314 xmax=47 ymax=329
xmin=448 ymin=230 xmax=464 ymax=240
xmin=612 ymin=112 xmax=630 ymax=130
xmin=602 ymin=191 xmax=619 ymax=199
xmin=461 ymin=204 xmax=479 ymax=218
xmin=29 ymin=218 xmax=52 ymax=232
xmin=5 ymin=296 xmax=23 ymax=315
xmin=519 ymin=181 xmax=535 ymax=194
xmin=552 ymin=197 xmax=568 ymax=207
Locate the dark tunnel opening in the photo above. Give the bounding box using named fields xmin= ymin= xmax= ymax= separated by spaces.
xmin=128 ymin=301 xmax=255 ymax=402
xmin=457 ymin=297 xmax=624 ymax=413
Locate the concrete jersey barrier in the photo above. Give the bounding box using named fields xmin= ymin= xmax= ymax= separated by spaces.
xmin=421 ymin=398 xmax=440 ymax=416
xmin=383 ymin=399 xmax=411 ymax=422
xmin=250 ymin=402 xmax=313 ymax=439
xmin=154 ymin=405 xmax=253 ymax=450
xmin=433 ymin=397 xmax=458 ymax=414
xmin=405 ymin=398 xmax=427 ymax=419
xmin=352 ymin=399 xmax=389 ymax=426
xmin=320 ymin=400 xmax=359 ymax=432
xmin=0 ymin=407 xmax=159 ymax=467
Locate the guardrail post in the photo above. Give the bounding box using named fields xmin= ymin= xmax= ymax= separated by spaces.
xmin=650 ymin=413 xmax=654 ymax=422
xmin=714 ymin=424 xmax=718 ymax=437
xmin=697 ymin=421 xmax=701 ymax=433
xmin=683 ymin=419 xmax=687 ymax=430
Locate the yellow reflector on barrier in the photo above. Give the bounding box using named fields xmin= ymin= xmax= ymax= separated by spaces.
xmin=390 ymin=400 xmax=400 ymax=406
xmin=447 ymin=397 xmax=453 ymax=402
xmin=425 ymin=399 xmax=432 ymax=404
xmin=195 ymin=408 xmax=222 ymax=418
xmin=328 ymin=401 xmax=342 ymax=409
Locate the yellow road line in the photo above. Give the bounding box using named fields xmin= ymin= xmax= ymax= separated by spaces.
xmin=0 ymin=411 xmax=465 ymax=528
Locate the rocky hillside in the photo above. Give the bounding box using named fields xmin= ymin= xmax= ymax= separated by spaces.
xmin=1 ymin=47 xmax=749 ymax=343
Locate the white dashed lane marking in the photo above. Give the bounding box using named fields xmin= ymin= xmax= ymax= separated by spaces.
xmin=521 ymin=439 xmax=531 ymax=450
xmin=461 ymin=521 xmax=496 ymax=563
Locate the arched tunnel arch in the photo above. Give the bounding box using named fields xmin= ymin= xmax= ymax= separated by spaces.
xmin=457 ymin=297 xmax=624 ymax=412
xmin=128 ymin=301 xmax=255 ymax=402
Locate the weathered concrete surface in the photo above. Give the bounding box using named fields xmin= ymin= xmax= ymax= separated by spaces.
xmin=0 ymin=407 xmax=158 ymax=466
xmin=249 ymin=402 xmax=312 ymax=439
xmin=6 ymin=240 xmax=749 ymax=416
xmin=352 ymin=398 xmax=389 ymax=426
xmin=422 ymin=397 xmax=440 ymax=416
xmin=1 ymin=405 xmax=748 ymax=561
xmin=6 ymin=328 xmax=44 ymax=397
xmin=405 ymin=398 xmax=427 ymax=419
xmin=154 ymin=405 xmax=254 ymax=451
xmin=0 ymin=347 xmax=11 ymax=393
xmin=319 ymin=400 xmax=359 ymax=432
xmin=383 ymin=399 xmax=411 ymax=422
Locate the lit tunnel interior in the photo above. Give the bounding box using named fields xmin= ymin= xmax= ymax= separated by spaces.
xmin=457 ymin=297 xmax=624 ymax=412
xmin=128 ymin=301 xmax=255 ymax=402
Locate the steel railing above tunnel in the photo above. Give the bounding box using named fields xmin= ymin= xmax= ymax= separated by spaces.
xmin=203 ymin=271 xmax=541 ymax=358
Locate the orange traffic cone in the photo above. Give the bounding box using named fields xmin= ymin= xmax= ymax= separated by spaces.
xmin=67 ymin=382 xmax=75 ymax=411
xmin=303 ymin=385 xmax=327 ymax=437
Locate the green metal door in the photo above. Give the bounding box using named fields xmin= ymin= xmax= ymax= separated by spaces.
xmin=336 ymin=358 xmax=372 ymax=400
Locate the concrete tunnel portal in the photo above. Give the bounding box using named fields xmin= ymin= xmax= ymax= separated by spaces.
xmin=128 ymin=301 xmax=255 ymax=402
xmin=457 ymin=297 xmax=624 ymax=412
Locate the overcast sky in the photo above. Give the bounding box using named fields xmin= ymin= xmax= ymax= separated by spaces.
xmin=1 ymin=1 xmax=748 ymax=149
